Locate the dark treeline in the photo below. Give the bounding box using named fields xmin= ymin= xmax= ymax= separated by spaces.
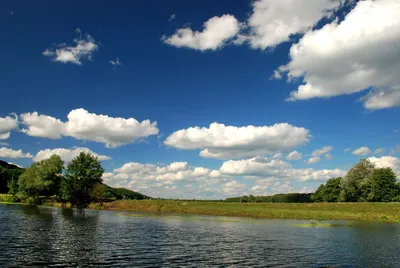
xmin=225 ymin=193 xmax=313 ymax=203
xmin=0 ymin=153 xmax=149 ymax=206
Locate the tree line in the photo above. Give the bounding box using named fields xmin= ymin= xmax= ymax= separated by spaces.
xmin=225 ymin=193 xmax=313 ymax=203
xmin=312 ymin=159 xmax=400 ymax=202
xmin=1 ymin=152 xmax=149 ymax=206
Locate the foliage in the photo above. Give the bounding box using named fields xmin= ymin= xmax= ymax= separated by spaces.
xmin=17 ymin=155 xmax=63 ymax=199
xmin=0 ymin=160 xmax=24 ymax=194
xmin=7 ymin=177 xmax=18 ymax=196
xmin=61 ymin=152 xmax=104 ymax=206
xmin=312 ymin=177 xmax=342 ymax=202
xmin=340 ymin=159 xmax=375 ymax=202
xmin=91 ymin=183 xmax=105 ymax=204
xmin=102 ymin=185 xmax=150 ymax=200
xmin=367 ymin=168 xmax=399 ymax=202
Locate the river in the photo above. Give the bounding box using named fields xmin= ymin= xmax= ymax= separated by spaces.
xmin=1 ymin=204 xmax=400 ymax=267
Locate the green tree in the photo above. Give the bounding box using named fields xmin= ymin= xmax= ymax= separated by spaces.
xmin=17 ymin=155 xmax=63 ymax=201
xmin=340 ymin=159 xmax=375 ymax=202
xmin=367 ymin=168 xmax=398 ymax=202
xmin=62 ymin=152 xmax=104 ymax=206
xmin=312 ymin=184 xmax=326 ymax=202
xmin=7 ymin=177 xmax=18 ymax=196
xmin=323 ymin=177 xmax=342 ymax=202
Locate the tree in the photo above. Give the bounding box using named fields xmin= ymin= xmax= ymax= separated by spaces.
xmin=62 ymin=152 xmax=104 ymax=206
xmin=91 ymin=183 xmax=105 ymax=204
xmin=367 ymin=168 xmax=398 ymax=202
xmin=312 ymin=184 xmax=326 ymax=202
xmin=17 ymin=155 xmax=63 ymax=201
xmin=7 ymin=177 xmax=18 ymax=196
xmin=340 ymin=159 xmax=375 ymax=202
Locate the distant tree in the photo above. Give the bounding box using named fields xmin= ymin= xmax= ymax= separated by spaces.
xmin=248 ymin=194 xmax=256 ymax=203
xmin=367 ymin=168 xmax=398 ymax=202
xmin=340 ymin=159 xmax=375 ymax=202
xmin=62 ymin=152 xmax=104 ymax=206
xmin=17 ymin=155 xmax=63 ymax=201
xmin=240 ymin=195 xmax=249 ymax=203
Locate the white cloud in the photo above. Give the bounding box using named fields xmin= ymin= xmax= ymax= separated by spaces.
xmin=110 ymin=57 xmax=121 ymax=70
xmin=344 ymin=148 xmax=352 ymax=152
xmin=33 ymin=147 xmax=111 ymax=163
xmin=368 ymin=156 xmax=400 ymax=177
xmin=20 ymin=108 xmax=159 ymax=148
xmin=312 ymin=146 xmax=333 ymax=157
xmin=0 ymin=147 xmax=32 ymax=159
xmin=165 ymin=122 xmax=310 ymax=159
xmin=374 ymin=148 xmax=385 ymax=155
xmin=43 ymin=29 xmax=98 ymax=65
xmin=220 ymin=157 xmax=345 ymax=182
xmin=244 ymin=0 xmax=342 ymax=49
xmin=107 ymin=161 xmax=228 ymax=199
xmin=305 ymin=157 xmax=320 ymax=164
xmin=280 ymin=0 xmax=400 ymax=109
xmin=325 ymin=153 xmax=332 ymax=160
xmin=20 ymin=112 xmax=65 ymax=139
xmin=0 ymin=114 xmax=18 ymax=140
xmin=286 ymin=150 xmax=302 ymax=160
xmin=221 ymin=181 xmax=247 ymax=196
xmin=352 ymin=146 xmax=372 ymax=156
xmin=162 ymin=15 xmax=241 ymax=51
xmin=168 ymin=14 xmax=176 ymax=22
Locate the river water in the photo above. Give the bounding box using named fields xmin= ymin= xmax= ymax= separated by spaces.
xmin=1 ymin=204 xmax=400 ymax=267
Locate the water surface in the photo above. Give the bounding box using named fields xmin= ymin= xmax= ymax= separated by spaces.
xmin=1 ymin=204 xmax=400 ymax=267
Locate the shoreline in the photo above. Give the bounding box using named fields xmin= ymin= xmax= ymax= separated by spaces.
xmin=2 ymin=200 xmax=400 ymax=223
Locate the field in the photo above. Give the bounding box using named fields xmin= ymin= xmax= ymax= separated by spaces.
xmin=104 ymin=200 xmax=400 ymax=223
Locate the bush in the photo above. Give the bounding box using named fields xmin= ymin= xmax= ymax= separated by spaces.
xmin=0 ymin=194 xmax=20 ymax=203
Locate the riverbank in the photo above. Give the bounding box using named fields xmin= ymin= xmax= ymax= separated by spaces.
xmin=103 ymin=200 xmax=400 ymax=223
xmin=2 ymin=197 xmax=400 ymax=223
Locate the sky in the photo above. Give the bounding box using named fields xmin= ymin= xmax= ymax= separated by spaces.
xmin=0 ymin=0 xmax=399 ymax=199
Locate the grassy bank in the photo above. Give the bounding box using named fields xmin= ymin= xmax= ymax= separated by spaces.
xmin=103 ymin=200 xmax=400 ymax=223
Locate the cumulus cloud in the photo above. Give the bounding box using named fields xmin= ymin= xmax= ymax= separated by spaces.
xmin=368 ymin=156 xmax=400 ymax=177
xmin=279 ymin=0 xmax=400 ymax=109
xmin=325 ymin=153 xmax=332 ymax=160
xmin=20 ymin=108 xmax=159 ymax=148
xmin=305 ymin=157 xmax=320 ymax=164
xmin=344 ymin=148 xmax=352 ymax=152
xmin=220 ymin=157 xmax=345 ymax=182
xmin=42 ymin=29 xmax=98 ymax=65
xmin=162 ymin=15 xmax=241 ymax=51
xmin=20 ymin=112 xmax=65 ymax=139
xmin=0 ymin=114 xmax=18 ymax=140
xmin=33 ymin=147 xmax=111 ymax=163
xmin=352 ymin=147 xmax=372 ymax=156
xmin=165 ymin=122 xmax=310 ymax=159
xmin=221 ymin=181 xmax=247 ymax=196
xmin=0 ymin=147 xmax=32 ymax=159
xmin=244 ymin=0 xmax=342 ymax=49
xmin=105 ymin=161 xmax=229 ymax=199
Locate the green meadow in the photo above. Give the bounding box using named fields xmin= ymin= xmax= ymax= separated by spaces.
xmin=103 ymin=200 xmax=400 ymax=223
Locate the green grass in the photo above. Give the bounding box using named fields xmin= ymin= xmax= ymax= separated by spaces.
xmin=103 ymin=200 xmax=400 ymax=223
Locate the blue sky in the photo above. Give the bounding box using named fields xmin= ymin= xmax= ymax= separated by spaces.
xmin=1 ymin=0 xmax=399 ymax=199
